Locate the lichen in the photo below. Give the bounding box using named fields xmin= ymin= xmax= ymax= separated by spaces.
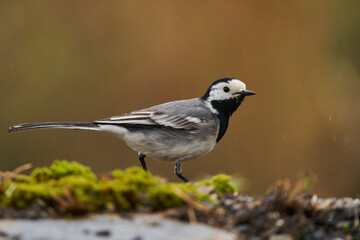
xmin=0 ymin=160 xmax=238 ymax=216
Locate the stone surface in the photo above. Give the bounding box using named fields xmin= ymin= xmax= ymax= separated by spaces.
xmin=0 ymin=213 xmax=237 ymax=240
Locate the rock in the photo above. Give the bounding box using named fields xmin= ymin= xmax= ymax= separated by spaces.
xmin=0 ymin=213 xmax=237 ymax=240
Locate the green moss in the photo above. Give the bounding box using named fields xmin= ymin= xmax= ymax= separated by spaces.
xmin=31 ymin=160 xmax=96 ymax=182
xmin=31 ymin=167 xmax=54 ymax=182
xmin=114 ymin=166 xmax=159 ymax=191
xmin=2 ymin=182 xmax=52 ymax=208
xmin=148 ymin=183 xmax=196 ymax=209
xmin=341 ymin=222 xmax=351 ymax=233
xmin=14 ymin=174 xmax=33 ymax=183
xmin=111 ymin=169 xmax=124 ymax=178
xmin=0 ymin=160 xmax=239 ymax=215
xmin=196 ymin=174 xmax=237 ymax=194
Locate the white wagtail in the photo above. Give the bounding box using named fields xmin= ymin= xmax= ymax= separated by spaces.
xmin=9 ymin=78 xmax=255 ymax=182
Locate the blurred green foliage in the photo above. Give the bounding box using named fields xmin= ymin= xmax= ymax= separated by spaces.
xmin=0 ymin=160 xmax=237 ymax=214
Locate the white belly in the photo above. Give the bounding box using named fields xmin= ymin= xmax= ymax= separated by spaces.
xmin=123 ymin=131 xmax=217 ymax=161
xmin=99 ymin=123 xmax=218 ymax=161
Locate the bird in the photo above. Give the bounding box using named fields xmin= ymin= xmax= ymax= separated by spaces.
xmin=8 ymin=78 xmax=255 ymax=182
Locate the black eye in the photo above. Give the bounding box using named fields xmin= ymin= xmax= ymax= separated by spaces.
xmin=223 ymin=86 xmax=230 ymax=93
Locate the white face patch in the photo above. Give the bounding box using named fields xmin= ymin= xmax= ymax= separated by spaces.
xmin=207 ymin=79 xmax=247 ymax=102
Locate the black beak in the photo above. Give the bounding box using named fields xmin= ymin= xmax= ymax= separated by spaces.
xmin=235 ymin=90 xmax=256 ymax=96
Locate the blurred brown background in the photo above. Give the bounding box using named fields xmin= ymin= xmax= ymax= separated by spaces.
xmin=1 ymin=1 xmax=359 ymax=197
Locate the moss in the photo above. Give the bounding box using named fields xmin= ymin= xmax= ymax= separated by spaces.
xmin=31 ymin=167 xmax=53 ymax=182
xmin=2 ymin=182 xmax=52 ymax=208
xmin=114 ymin=166 xmax=159 ymax=191
xmin=210 ymin=174 xmax=237 ymax=194
xmin=196 ymin=174 xmax=237 ymax=194
xmin=31 ymin=160 xmax=96 ymax=182
xmin=341 ymin=222 xmax=351 ymax=233
xmin=148 ymin=183 xmax=196 ymax=209
xmin=14 ymin=174 xmax=33 ymax=183
xmin=0 ymin=160 xmax=239 ymax=215
xmin=111 ymin=169 xmax=124 ymax=178
xmin=58 ymin=176 xmax=97 ymax=205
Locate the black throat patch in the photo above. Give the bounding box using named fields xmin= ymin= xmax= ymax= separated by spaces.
xmin=211 ymin=96 xmax=245 ymax=142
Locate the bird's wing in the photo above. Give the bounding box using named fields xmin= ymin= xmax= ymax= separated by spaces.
xmin=95 ymin=110 xmax=203 ymax=130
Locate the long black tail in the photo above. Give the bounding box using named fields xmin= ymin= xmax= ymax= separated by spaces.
xmin=8 ymin=122 xmax=100 ymax=133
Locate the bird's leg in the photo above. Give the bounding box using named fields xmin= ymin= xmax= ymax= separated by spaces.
xmin=138 ymin=153 xmax=147 ymax=171
xmin=174 ymin=160 xmax=189 ymax=182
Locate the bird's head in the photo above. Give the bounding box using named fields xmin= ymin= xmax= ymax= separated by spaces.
xmin=201 ymin=78 xmax=255 ymax=116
